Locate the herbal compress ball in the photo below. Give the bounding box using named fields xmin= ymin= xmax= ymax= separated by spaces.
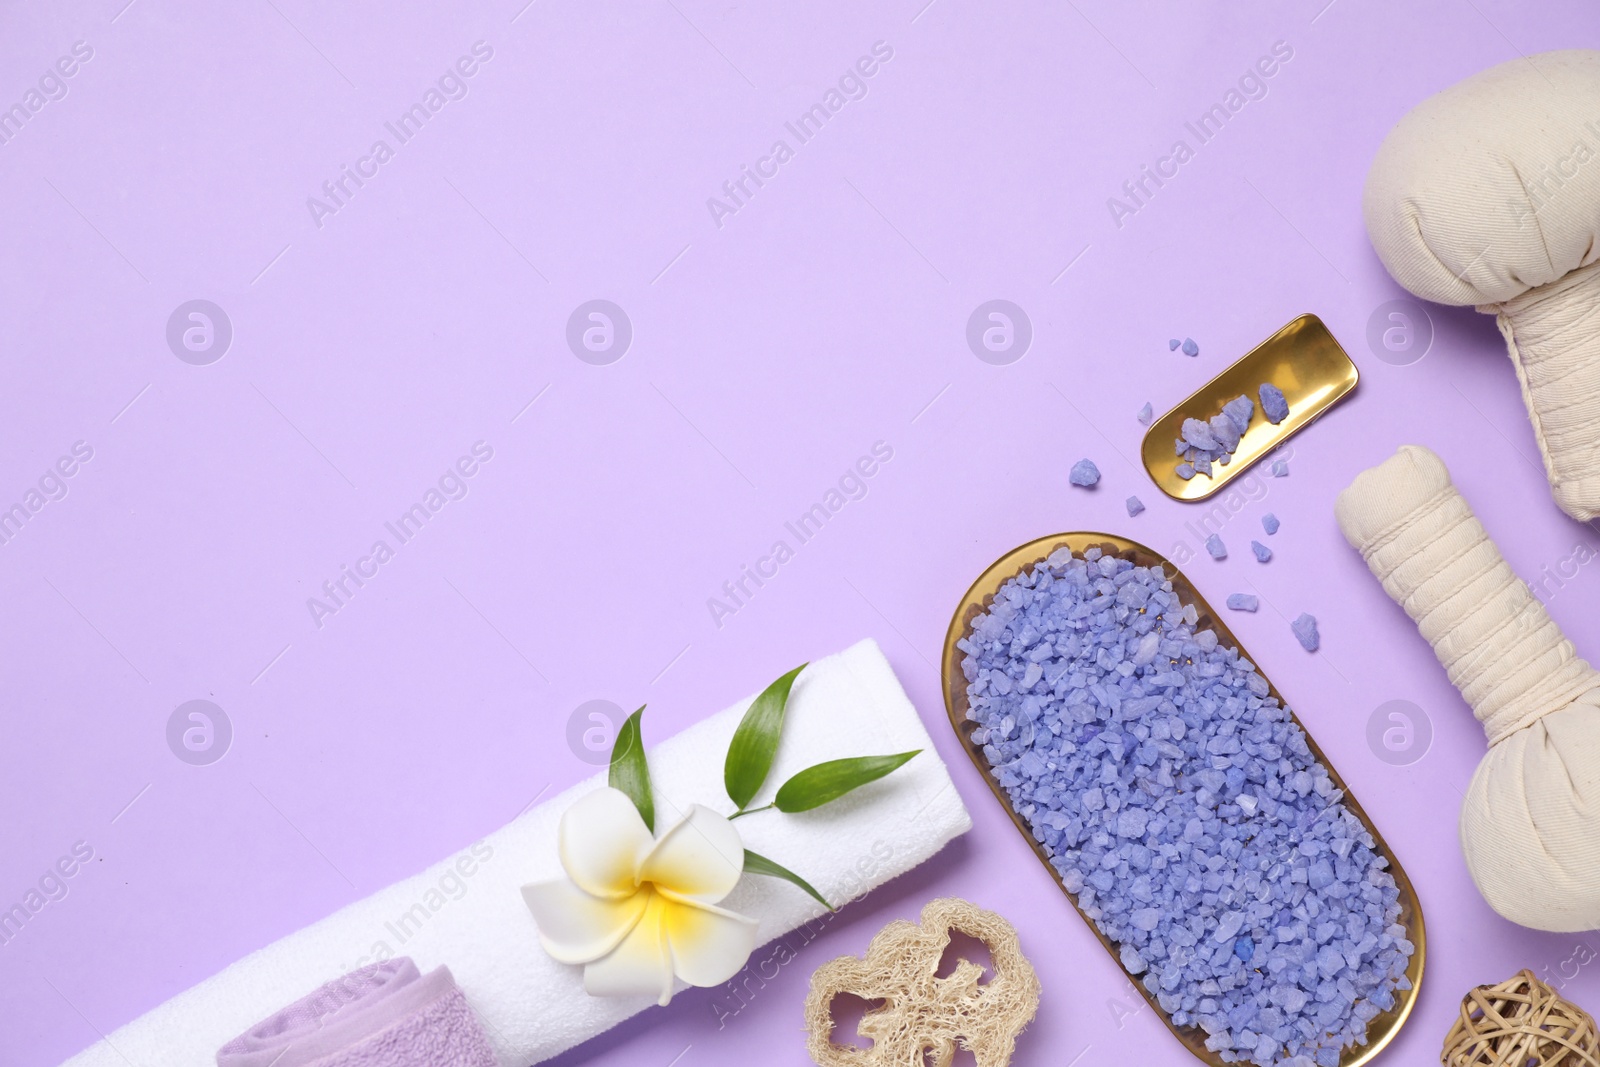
xmin=960 ymin=548 xmax=1412 ymax=1067
xmin=1338 ymin=446 xmax=1600 ymax=932
xmin=1364 ymin=50 xmax=1600 ymax=520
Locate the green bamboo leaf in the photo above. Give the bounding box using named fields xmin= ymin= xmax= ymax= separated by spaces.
xmin=743 ymin=848 xmax=833 ymax=912
xmin=609 ymin=705 xmax=654 ymax=833
xmin=773 ymin=751 xmax=922 ymax=813
xmin=723 ymin=663 xmax=807 ymax=811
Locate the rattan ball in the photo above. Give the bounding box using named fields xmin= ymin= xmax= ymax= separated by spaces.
xmin=1442 ymin=970 xmax=1600 ymax=1067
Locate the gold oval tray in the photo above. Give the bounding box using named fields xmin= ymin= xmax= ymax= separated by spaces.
xmin=941 ymin=532 xmax=1424 ymax=1067
xmin=1142 ymin=313 xmax=1359 ymax=502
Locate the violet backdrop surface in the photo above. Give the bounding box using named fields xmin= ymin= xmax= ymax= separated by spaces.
xmin=2 ymin=1 xmax=1597 ymax=1065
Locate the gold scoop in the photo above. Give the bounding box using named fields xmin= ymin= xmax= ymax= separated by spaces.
xmin=1142 ymin=314 xmax=1360 ymax=502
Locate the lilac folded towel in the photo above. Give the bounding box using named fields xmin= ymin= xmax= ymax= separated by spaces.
xmin=216 ymin=958 xmax=497 ymax=1067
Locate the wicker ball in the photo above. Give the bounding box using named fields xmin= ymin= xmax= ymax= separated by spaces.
xmin=1442 ymin=970 xmax=1600 ymax=1067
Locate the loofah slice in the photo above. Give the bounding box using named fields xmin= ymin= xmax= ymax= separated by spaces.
xmin=1442 ymin=969 xmax=1600 ymax=1067
xmin=804 ymin=897 xmax=1039 ymax=1067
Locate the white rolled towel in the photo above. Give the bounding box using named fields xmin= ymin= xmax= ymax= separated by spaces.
xmin=1364 ymin=49 xmax=1600 ymax=521
xmin=1336 ymin=446 xmax=1600 ymax=932
xmin=60 ymin=638 xmax=972 ymax=1067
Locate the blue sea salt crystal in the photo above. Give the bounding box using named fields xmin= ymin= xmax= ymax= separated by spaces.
xmin=1271 ymin=460 xmax=1289 ymax=478
xmin=1222 ymin=395 xmax=1255 ymax=434
xmin=1226 ymin=594 xmax=1259 ymax=612
xmin=1070 ymin=459 xmax=1101 ymax=487
xmin=1182 ymin=337 xmax=1200 ymax=356
xmin=1292 ymin=613 xmax=1320 ymax=652
xmin=1138 ymin=402 xmax=1154 ymax=426
xmin=1127 ymin=496 xmax=1146 ymax=517
xmin=1214 ymin=912 xmax=1245 ymax=942
xmin=959 ymin=550 xmax=1412 ymax=1067
xmin=1262 ymin=513 xmax=1280 ymax=535
xmin=1173 ymin=396 xmax=1257 ymax=482
xmin=1183 ymin=418 xmax=1220 ymax=452
xmin=1209 ymin=414 xmax=1241 ymax=452
xmin=1251 ymin=541 xmax=1273 ymax=563
xmin=1309 ymin=859 xmax=1335 ymax=889
xmin=1170 ymin=338 xmax=1182 ymax=351
xmin=1177 ymin=463 xmax=1196 ymax=480
xmin=1260 ymin=383 xmax=1289 ymax=424
xmin=1205 ymin=534 xmax=1227 ymax=560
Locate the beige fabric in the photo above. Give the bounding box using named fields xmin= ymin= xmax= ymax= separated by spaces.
xmin=1363 ymin=50 xmax=1600 ymax=520
xmin=1337 ymin=445 xmax=1600 ymax=932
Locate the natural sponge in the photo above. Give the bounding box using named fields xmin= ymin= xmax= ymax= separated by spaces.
xmin=804 ymin=897 xmax=1039 ymax=1067
xmin=1336 ymin=445 xmax=1600 ymax=931
xmin=1364 ymin=50 xmax=1600 ymax=521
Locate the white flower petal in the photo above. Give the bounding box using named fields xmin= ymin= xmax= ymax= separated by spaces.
xmin=637 ymin=804 xmax=745 ymax=904
xmin=663 ymin=898 xmax=760 ymax=988
xmin=559 ymin=787 xmax=653 ymax=899
xmin=521 ymin=878 xmax=647 ymax=964
xmin=583 ymin=891 xmax=675 ymax=1006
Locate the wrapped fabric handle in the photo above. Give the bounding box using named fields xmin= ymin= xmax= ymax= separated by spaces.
xmin=1334 ymin=444 xmax=1600 ymax=745
xmin=1337 ymin=445 xmax=1600 ymax=932
xmin=1483 ymin=261 xmax=1600 ymax=522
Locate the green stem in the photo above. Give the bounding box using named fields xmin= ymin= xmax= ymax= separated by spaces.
xmin=729 ymin=804 xmax=774 ymax=821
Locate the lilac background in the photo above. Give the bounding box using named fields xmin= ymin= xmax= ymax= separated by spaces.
xmin=2 ymin=1 xmax=1599 ymax=1065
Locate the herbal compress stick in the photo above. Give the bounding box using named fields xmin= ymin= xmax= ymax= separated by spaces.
xmin=1336 ymin=445 xmax=1600 ymax=932
xmin=1364 ymin=50 xmax=1600 ymax=521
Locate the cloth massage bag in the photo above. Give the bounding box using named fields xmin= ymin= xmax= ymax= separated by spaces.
xmin=1337 ymin=446 xmax=1600 ymax=932
xmin=1364 ymin=50 xmax=1600 ymax=521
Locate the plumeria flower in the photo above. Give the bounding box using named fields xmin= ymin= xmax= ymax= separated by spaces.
xmin=522 ymin=786 xmax=759 ymax=1006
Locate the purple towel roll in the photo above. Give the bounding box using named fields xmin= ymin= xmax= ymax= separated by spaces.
xmin=216 ymin=958 xmax=497 ymax=1067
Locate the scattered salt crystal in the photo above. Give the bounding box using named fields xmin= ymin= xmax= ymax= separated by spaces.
xmin=1070 ymin=459 xmax=1101 ymax=487
xmin=1209 ymin=414 xmax=1241 ymax=452
xmin=1251 ymin=541 xmax=1273 ymax=563
xmin=1172 ymin=395 xmax=1255 ymax=481
xmin=1205 ymin=534 xmax=1227 ymax=560
xmin=1260 ymin=383 xmax=1289 ymax=424
xmin=1262 ymin=513 xmax=1280 ymax=535
xmin=1138 ymin=402 xmax=1153 ymax=426
xmin=1183 ymin=418 xmax=1220 ymax=452
xmin=1226 ymin=594 xmax=1259 ymax=612
xmin=1169 ymin=338 xmax=1181 ymax=351
xmin=1271 ymin=460 xmax=1289 ymax=478
xmin=1292 ymin=613 xmax=1320 ymax=652
xmin=1222 ymin=395 xmax=1255 ymax=434
xmin=1126 ymin=496 xmax=1146 ymax=517
xmin=1182 ymin=337 xmax=1200 ymax=357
